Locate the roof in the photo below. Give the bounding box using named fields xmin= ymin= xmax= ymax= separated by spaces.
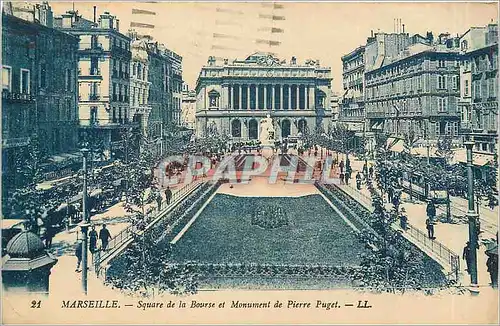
xmin=452 ymin=149 xmax=495 ymax=166
xmin=2 ymin=253 xmax=57 ymax=271
xmin=6 ymin=231 xmax=46 ymax=258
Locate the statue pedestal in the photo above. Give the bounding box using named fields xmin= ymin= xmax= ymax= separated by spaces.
xmin=261 ymin=147 xmax=274 ymax=159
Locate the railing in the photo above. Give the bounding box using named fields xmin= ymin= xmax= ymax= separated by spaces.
xmin=337 ymin=183 xmax=461 ymax=281
xmin=404 ymin=222 xmax=460 ymax=280
xmin=93 ymin=180 xmax=203 ymax=270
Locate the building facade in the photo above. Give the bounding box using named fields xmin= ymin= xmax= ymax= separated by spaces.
xmin=2 ymin=8 xmax=80 ymax=186
xmin=195 ymin=53 xmax=332 ymax=140
xmin=340 ymin=46 xmax=365 ymax=131
xmin=128 ymin=33 xmax=172 ymax=157
xmin=181 ymin=84 xmax=196 ymax=130
xmin=169 ymin=50 xmax=183 ymax=127
xmin=55 ymin=10 xmax=132 ymax=160
xmin=365 ymin=40 xmax=462 ymax=141
xmin=459 ymin=23 xmax=498 ymax=156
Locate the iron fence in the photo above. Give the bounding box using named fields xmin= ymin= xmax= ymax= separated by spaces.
xmin=337 ymin=183 xmax=461 ymax=280
xmin=404 ymin=222 xmax=460 ymax=280
xmin=94 ymin=181 xmax=202 ymax=271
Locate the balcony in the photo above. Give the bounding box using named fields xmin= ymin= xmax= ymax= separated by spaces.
xmin=111 ymin=45 xmax=132 ymax=59
xmin=79 ymin=68 xmax=102 ymax=79
xmin=89 ymin=94 xmax=100 ymax=101
xmin=79 ymin=42 xmax=104 ymax=53
xmin=2 ymin=90 xmax=35 ymax=102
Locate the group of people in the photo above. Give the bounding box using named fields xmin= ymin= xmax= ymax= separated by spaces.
xmin=75 ymin=224 xmax=111 ymax=272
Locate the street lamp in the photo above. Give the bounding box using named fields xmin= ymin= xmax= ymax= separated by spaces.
xmin=80 ymin=148 xmax=90 ymax=295
xmin=464 ymin=141 xmax=479 ymax=289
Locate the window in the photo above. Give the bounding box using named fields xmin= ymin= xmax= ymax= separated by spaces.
xmin=438 ymin=97 xmax=447 ymax=112
xmin=453 ymin=75 xmax=459 ymax=90
xmin=437 ymin=75 xmax=446 ymax=89
xmin=438 ymin=60 xmax=446 ymax=68
xmin=2 ymin=66 xmax=12 ymax=91
xmin=461 ymin=40 xmax=468 ymax=51
xmin=39 ymin=63 xmax=46 ymax=89
xmin=465 ymin=80 xmax=469 ymax=96
xmin=490 ymin=78 xmax=497 ymax=98
xmin=65 ymin=69 xmax=71 ymax=91
xmin=20 ymin=69 xmax=30 ymax=94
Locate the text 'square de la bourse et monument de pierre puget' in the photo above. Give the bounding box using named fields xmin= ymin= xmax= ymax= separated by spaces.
xmin=195 ymin=53 xmax=333 ymax=143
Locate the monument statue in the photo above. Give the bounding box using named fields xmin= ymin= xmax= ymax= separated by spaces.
xmin=259 ymin=114 xmax=275 ymax=146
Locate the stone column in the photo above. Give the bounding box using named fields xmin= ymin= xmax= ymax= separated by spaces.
xmin=256 ymin=85 xmax=259 ymax=110
xmin=305 ymin=85 xmax=309 ymax=110
xmin=230 ymin=84 xmax=234 ymax=110
xmin=271 ymin=85 xmax=275 ymax=110
xmin=239 ymin=85 xmax=242 ymax=110
xmin=296 ymin=85 xmax=300 ymax=110
xmin=288 ymin=85 xmax=292 ymax=110
xmin=280 ymin=85 xmax=284 ymax=110
xmin=308 ymin=85 xmax=315 ymax=110
xmin=264 ymin=85 xmax=267 ymax=110
xmin=247 ymin=85 xmax=250 ymax=110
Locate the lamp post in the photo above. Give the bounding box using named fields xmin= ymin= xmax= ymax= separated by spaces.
xmin=464 ymin=141 xmax=479 ymax=289
xmin=80 ymin=148 xmax=90 ymax=295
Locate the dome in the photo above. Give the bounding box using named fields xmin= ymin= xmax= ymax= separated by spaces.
xmin=6 ymin=231 xmax=46 ymax=258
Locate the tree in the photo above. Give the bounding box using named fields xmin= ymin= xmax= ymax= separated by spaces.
xmin=6 ymin=135 xmax=47 ymax=229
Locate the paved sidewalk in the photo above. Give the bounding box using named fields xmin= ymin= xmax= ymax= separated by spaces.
xmin=47 ymin=183 xmax=192 ymax=295
xmin=337 ymin=155 xmax=497 ymax=288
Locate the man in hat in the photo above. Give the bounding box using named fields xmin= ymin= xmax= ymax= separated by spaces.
xmin=486 ymin=244 xmax=498 ymax=288
xmin=75 ymin=240 xmax=83 ymax=272
xmin=399 ymin=207 xmax=408 ymax=231
xmin=462 ymin=241 xmax=472 ymax=274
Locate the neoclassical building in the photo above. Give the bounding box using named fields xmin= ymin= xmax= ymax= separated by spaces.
xmin=195 ymin=53 xmax=332 ymax=140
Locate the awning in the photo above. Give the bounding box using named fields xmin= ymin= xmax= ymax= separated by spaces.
xmin=387 ymin=137 xmax=404 ymax=153
xmin=1 ymin=219 xmax=27 ymax=230
xmin=410 ymin=147 xmax=440 ymax=158
xmin=453 ymin=149 xmax=494 ymax=166
xmin=90 ymin=189 xmax=103 ymax=197
xmin=371 ymin=122 xmax=384 ymax=130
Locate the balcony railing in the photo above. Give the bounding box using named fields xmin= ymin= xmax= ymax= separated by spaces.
xmin=79 ymin=42 xmax=103 ymax=51
xmin=89 ymin=94 xmax=100 ymax=101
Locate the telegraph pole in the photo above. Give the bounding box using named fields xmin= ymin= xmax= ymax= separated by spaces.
xmin=80 ymin=148 xmax=90 ymax=295
xmin=464 ymin=141 xmax=479 ymax=289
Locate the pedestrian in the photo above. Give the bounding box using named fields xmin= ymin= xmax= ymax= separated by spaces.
xmin=339 ymin=160 xmax=344 ymax=174
xmin=89 ymin=225 xmax=98 ymax=254
xmin=344 ymin=172 xmax=350 ymax=185
xmin=399 ymin=208 xmax=408 ymax=231
xmin=426 ymin=217 xmax=435 ymax=239
xmin=387 ymin=186 xmax=394 ymax=203
xmin=156 ymin=191 xmax=163 ymax=211
xmin=339 ymin=173 xmax=345 ymax=185
xmin=165 ymin=186 xmax=172 ymax=205
xmin=369 ymin=165 xmax=374 ymax=179
xmin=462 ymin=241 xmax=472 ymax=274
xmin=392 ymin=192 xmax=401 ymax=212
xmin=75 ymin=240 xmax=83 ymax=272
xmin=426 ymin=200 xmax=436 ymax=221
xmin=44 ymin=223 xmax=55 ymax=249
xmin=486 ymin=251 xmax=498 ymax=288
xmin=99 ymin=224 xmax=111 ymax=251
xmin=356 ymin=172 xmax=362 ymax=190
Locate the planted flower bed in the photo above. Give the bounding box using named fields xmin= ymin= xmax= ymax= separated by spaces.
xmin=251 ymin=204 xmax=289 ymax=229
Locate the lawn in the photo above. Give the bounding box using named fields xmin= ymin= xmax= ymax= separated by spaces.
xmin=171 ymin=194 xmax=368 ymax=266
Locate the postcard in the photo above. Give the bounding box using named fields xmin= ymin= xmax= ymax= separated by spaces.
xmin=1 ymin=1 xmax=498 ymax=324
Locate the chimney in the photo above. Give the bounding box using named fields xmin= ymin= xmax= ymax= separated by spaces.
xmin=402 ymin=24 xmax=405 ymax=34
xmin=116 ymin=19 xmax=119 ymax=31
xmin=371 ymin=30 xmax=374 ymax=37
xmin=93 ymin=6 xmax=96 ymax=24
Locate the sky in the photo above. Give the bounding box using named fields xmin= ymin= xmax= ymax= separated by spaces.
xmin=50 ymin=1 xmax=498 ymax=92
